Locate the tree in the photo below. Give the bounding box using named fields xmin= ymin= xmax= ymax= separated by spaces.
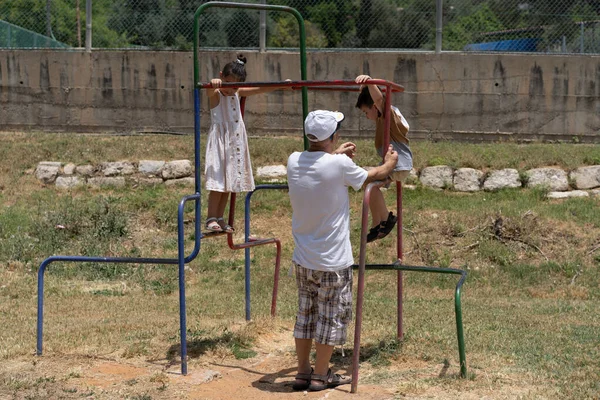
xmin=365 ymin=0 xmax=434 ymax=48
xmin=268 ymin=14 xmax=328 ymax=48
xmin=444 ymin=4 xmax=505 ymax=50
xmin=306 ymin=0 xmax=356 ymax=47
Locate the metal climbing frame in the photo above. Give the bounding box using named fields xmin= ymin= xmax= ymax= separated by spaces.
xmin=350 ymin=180 xmax=468 ymax=393
xmin=36 ymin=1 xmax=308 ymax=377
xmin=218 ymin=78 xmax=468 ymax=392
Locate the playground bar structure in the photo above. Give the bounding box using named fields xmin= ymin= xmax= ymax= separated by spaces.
xmin=35 ymin=2 xmax=467 ymax=393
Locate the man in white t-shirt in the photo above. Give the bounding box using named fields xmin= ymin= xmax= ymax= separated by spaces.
xmin=287 ymin=110 xmax=398 ymax=392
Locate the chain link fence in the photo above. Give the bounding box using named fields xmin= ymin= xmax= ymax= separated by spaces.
xmin=2 ymin=0 xmax=600 ymax=54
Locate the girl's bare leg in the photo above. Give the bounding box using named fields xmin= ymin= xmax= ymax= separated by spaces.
xmin=207 ymin=191 xmax=224 ymax=220
xmin=369 ymin=187 xmax=389 ymax=228
xmin=217 ymin=192 xmax=230 ymax=222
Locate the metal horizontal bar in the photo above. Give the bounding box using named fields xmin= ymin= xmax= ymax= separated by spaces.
xmin=197 ymin=79 xmax=405 ymax=92
xmin=354 ymin=263 xmax=466 ymax=275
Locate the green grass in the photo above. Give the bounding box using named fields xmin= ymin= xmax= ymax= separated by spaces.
xmin=0 ymin=133 xmax=599 ymax=399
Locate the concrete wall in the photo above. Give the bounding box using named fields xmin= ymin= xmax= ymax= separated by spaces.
xmin=1 ymin=50 xmax=599 ymax=141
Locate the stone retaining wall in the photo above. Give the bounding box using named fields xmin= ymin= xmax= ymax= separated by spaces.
xmin=34 ymin=160 xmax=195 ymax=189
xmin=35 ymin=161 xmax=600 ymax=199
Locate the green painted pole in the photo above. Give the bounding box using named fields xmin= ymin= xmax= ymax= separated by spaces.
xmin=356 ymin=263 xmax=468 ymax=378
xmin=455 ymin=280 xmax=467 ymax=378
xmin=193 ymin=2 xmax=308 ymax=149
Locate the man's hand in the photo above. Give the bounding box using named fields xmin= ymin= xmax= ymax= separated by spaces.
xmin=335 ymin=142 xmax=357 ymax=159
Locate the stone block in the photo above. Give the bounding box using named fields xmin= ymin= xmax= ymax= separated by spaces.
xmin=569 ymin=165 xmax=600 ymax=190
xmin=55 ymin=176 xmax=84 ymax=189
xmin=420 ymin=166 xmax=453 ymax=189
xmin=35 ymin=162 xmax=61 ymax=184
xmin=138 ymin=160 xmax=165 ymax=176
xmin=483 ymin=169 xmax=521 ymax=191
xmin=102 ymin=161 xmax=136 ymax=176
xmin=162 ymin=160 xmax=192 ymax=179
xmin=526 ymin=167 xmax=569 ymax=191
xmin=454 ymin=168 xmax=483 ymax=192
xmin=88 ymin=177 xmax=126 ymax=188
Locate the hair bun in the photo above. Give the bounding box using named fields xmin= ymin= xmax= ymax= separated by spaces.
xmin=236 ymin=54 xmax=247 ymax=65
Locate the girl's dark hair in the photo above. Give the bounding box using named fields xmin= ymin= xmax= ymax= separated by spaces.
xmin=355 ymin=86 xmax=385 ymax=117
xmin=222 ymin=54 xmax=247 ymax=82
xmin=355 ymin=86 xmax=374 ymax=108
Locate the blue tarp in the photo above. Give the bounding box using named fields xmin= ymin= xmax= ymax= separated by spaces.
xmin=464 ymin=38 xmax=540 ymax=52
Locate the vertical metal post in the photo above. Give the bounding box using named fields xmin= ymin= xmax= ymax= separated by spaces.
xmin=561 ymin=35 xmax=566 ymax=53
xmin=76 ymin=0 xmax=82 ymax=48
xmin=580 ymin=22 xmax=585 ymax=54
xmin=85 ymin=0 xmax=92 ymax=52
xmin=435 ymin=0 xmax=443 ymax=54
xmin=177 ymin=199 xmax=188 ymax=375
xmin=455 ymin=276 xmax=467 ymax=378
xmin=46 ymin=0 xmax=52 ymax=37
xmin=351 ymin=184 xmax=374 ymax=394
xmin=259 ymin=0 xmax=267 ymax=52
xmin=397 ymin=182 xmax=403 ymax=340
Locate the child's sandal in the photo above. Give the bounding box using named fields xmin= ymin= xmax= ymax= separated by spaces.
xmin=205 ymin=217 xmax=222 ymax=232
xmin=366 ymin=225 xmax=381 ymax=243
xmin=377 ymin=212 xmax=398 ymax=239
xmin=217 ymin=217 xmax=234 ymax=233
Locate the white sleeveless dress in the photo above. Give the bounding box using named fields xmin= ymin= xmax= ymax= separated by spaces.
xmin=204 ymin=92 xmax=255 ymax=193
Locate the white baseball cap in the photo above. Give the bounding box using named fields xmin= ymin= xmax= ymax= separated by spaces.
xmin=304 ymin=110 xmax=345 ymax=142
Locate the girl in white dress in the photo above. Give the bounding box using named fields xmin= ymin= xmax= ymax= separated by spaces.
xmin=205 ymin=54 xmax=288 ymax=233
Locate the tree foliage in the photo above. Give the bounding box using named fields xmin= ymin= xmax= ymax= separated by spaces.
xmin=2 ymin=0 xmax=600 ymax=50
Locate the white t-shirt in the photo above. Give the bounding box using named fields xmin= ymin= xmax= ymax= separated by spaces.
xmin=287 ymin=151 xmax=368 ymax=271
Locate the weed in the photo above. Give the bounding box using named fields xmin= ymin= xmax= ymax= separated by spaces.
xmin=91 ymin=289 xmax=125 ymax=296
xmin=122 ymin=342 xmax=150 ymax=358
xmin=129 ymin=394 xmax=152 ymax=400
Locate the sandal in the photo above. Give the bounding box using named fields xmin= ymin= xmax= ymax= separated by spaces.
xmin=377 ymin=212 xmax=398 ymax=239
xmin=217 ymin=217 xmax=234 ymax=233
xmin=292 ymin=368 xmax=313 ymax=391
xmin=366 ymin=225 xmax=381 ymax=243
xmin=309 ymin=368 xmax=352 ymax=392
xmin=205 ymin=217 xmax=222 ymax=232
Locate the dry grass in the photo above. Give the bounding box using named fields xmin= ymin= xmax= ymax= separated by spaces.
xmin=0 ymin=132 xmax=599 ymax=399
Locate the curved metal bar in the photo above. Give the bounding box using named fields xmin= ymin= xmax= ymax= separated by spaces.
xmin=193 ymin=1 xmax=309 ymax=149
xmin=351 ymin=181 xmax=384 ymax=393
xmin=176 ymin=192 xmax=204 ymax=375
xmin=37 ymin=254 xmax=180 ymax=356
xmin=351 ymin=182 xmax=468 ymax=393
xmin=351 ymin=262 xmax=469 ymax=382
xmin=197 ymin=79 xmax=404 ymax=93
xmin=36 ymin=193 xmax=202 ymax=375
xmin=241 ymin=184 xmax=288 ymax=320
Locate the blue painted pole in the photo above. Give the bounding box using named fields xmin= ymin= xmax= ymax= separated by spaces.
xmin=244 ymin=192 xmax=252 ymax=321
xmin=177 ymin=197 xmax=188 ymax=375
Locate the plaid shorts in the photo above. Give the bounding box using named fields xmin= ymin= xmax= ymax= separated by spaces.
xmin=293 ymin=262 xmax=353 ymax=346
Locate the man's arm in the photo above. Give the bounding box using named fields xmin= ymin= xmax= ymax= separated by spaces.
xmin=364 ymin=145 xmax=398 ymax=185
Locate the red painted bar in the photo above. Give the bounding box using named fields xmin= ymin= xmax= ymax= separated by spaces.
xmin=397 ymin=182 xmax=404 ymax=340
xmin=198 ymin=79 xmax=405 ymax=93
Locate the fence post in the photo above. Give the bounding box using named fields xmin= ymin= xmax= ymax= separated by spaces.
xmin=580 ymin=22 xmax=584 ymax=53
xmin=85 ymin=0 xmax=92 ymax=52
xmin=260 ymin=0 xmax=266 ymax=52
xmin=435 ymin=0 xmax=443 ymax=54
